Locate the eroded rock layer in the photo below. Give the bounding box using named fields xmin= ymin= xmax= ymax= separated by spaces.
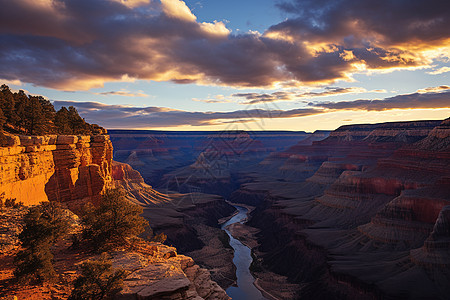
xmin=0 ymin=135 xmax=113 ymax=208
xmin=111 ymin=160 xmax=237 ymax=288
xmin=232 ymin=118 xmax=450 ymax=299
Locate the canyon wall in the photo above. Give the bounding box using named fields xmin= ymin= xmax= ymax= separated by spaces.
xmin=0 ymin=135 xmax=113 ymax=209
xmin=111 ymin=160 xmax=237 ymax=288
xmin=232 ymin=118 xmax=450 ymax=299
xmin=109 ymin=130 xmax=314 ymax=187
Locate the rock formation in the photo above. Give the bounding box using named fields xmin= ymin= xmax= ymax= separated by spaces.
xmin=231 ymin=118 xmax=450 ymax=299
xmin=111 ymin=160 xmax=237 ymax=288
xmin=0 ymin=134 xmax=234 ymax=299
xmin=0 ymin=135 xmax=113 ymax=209
xmin=112 ymin=243 xmax=230 ymax=300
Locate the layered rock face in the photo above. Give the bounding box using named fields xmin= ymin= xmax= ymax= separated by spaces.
xmin=1 ymin=135 xmax=234 ymax=298
xmin=112 ymin=243 xmax=230 ymax=300
xmin=111 ymin=160 xmax=237 ymax=288
xmin=0 ymin=135 xmax=113 ymax=208
xmin=232 ymin=118 xmax=450 ymax=299
xmin=112 ymin=160 xmax=172 ymax=206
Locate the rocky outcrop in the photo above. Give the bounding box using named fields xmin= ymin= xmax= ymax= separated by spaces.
xmin=0 ymin=135 xmax=113 ymax=208
xmin=112 ymin=161 xmax=172 ymax=206
xmin=323 ymin=120 xmax=441 ymax=143
xmin=112 ymin=161 xmax=237 ymax=288
xmin=112 ymin=243 xmax=230 ymax=300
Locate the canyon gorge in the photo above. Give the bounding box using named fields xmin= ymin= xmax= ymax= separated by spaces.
xmin=1 ymin=118 xmax=449 ymax=299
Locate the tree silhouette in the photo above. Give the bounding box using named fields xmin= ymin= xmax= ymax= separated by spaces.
xmin=0 ymin=84 xmax=18 ymax=126
xmin=25 ymin=96 xmax=45 ymax=135
xmin=0 ymin=83 xmax=105 ymax=137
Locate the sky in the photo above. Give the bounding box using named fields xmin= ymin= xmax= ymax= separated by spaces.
xmin=0 ymin=0 xmax=449 ymax=131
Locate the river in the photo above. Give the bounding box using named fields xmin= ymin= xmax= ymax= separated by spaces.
xmin=221 ymin=205 xmax=267 ymax=300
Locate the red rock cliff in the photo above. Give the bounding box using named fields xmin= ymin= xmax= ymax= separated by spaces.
xmin=0 ymin=134 xmax=113 ymax=208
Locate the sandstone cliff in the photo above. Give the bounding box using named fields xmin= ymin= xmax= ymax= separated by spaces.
xmin=0 ymin=135 xmax=232 ymax=299
xmin=0 ymin=135 xmax=113 ymax=209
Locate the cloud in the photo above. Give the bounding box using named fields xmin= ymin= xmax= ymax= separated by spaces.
xmin=274 ymin=0 xmax=450 ymax=46
xmin=233 ymin=91 xmax=297 ymax=104
xmin=417 ymin=85 xmax=450 ymax=93
xmin=94 ymin=90 xmax=149 ymax=97
xmin=52 ymin=88 xmax=450 ymax=128
xmin=427 ymin=67 xmax=450 ymax=75
xmin=312 ymin=89 xmax=450 ymax=111
xmin=0 ymin=0 xmax=448 ymax=90
xmin=296 ymin=87 xmax=367 ymax=98
xmin=270 ymin=0 xmax=450 ymax=75
xmin=0 ymin=78 xmax=23 ymax=86
xmin=53 ymin=86 xmax=450 ymax=129
xmin=52 ymin=100 xmax=324 ymax=128
xmin=231 ymin=87 xmax=385 ymax=104
xmin=192 ymin=94 xmax=232 ymax=103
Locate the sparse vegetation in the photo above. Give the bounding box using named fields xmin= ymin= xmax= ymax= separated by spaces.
xmin=151 ymin=232 xmax=167 ymax=244
xmin=69 ymin=254 xmax=128 ymax=300
xmin=14 ymin=202 xmax=72 ymax=282
xmin=0 ymin=193 xmax=23 ymax=210
xmin=81 ymin=189 xmax=149 ymax=251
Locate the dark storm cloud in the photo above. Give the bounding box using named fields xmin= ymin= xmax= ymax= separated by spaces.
xmin=274 ymin=0 xmax=450 ymax=45
xmin=1 ymin=0 xmax=448 ymax=90
xmin=312 ymin=90 xmax=450 ymax=111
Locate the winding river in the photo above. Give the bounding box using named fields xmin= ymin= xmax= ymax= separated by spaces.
xmin=221 ymin=205 xmax=267 ymax=300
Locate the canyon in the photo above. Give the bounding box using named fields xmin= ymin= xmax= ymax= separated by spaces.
xmin=1 ymin=118 xmax=449 ymax=299
xmin=110 ymin=119 xmax=450 ymax=299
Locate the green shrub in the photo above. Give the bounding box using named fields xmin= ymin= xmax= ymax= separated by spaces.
xmin=14 ymin=242 xmax=55 ymax=282
xmin=81 ymin=189 xmax=149 ymax=251
xmin=4 ymin=198 xmax=23 ymax=208
xmin=69 ymin=255 xmax=127 ymax=300
xmin=14 ymin=202 xmax=71 ymax=282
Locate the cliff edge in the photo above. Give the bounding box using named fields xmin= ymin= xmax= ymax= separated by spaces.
xmin=0 ymin=134 xmax=113 ymax=210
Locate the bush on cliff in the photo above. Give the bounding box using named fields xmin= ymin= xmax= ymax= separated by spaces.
xmin=69 ymin=254 xmax=127 ymax=300
xmin=15 ymin=202 xmax=72 ymax=282
xmin=81 ymin=189 xmax=149 ymax=251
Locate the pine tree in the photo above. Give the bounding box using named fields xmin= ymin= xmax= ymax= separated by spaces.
xmin=55 ymin=106 xmax=71 ymax=134
xmin=0 ymin=84 xmax=18 ymax=126
xmin=0 ymin=107 xmax=6 ymax=130
xmin=68 ymin=106 xmax=89 ymax=134
xmin=15 ymin=202 xmax=72 ymax=282
xmin=69 ymin=255 xmax=127 ymax=300
xmin=0 ymin=83 xmax=106 ymax=136
xmin=81 ymin=189 xmax=149 ymax=251
xmin=13 ymin=90 xmax=30 ymax=132
xmin=38 ymin=96 xmax=57 ymax=133
xmin=26 ymin=96 xmax=45 ymax=135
